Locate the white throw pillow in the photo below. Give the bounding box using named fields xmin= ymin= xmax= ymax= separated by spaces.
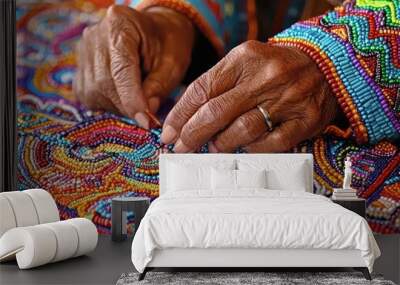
xmin=167 ymin=162 xmax=211 ymax=191
xmin=237 ymin=159 xmax=308 ymax=191
xmin=236 ymin=169 xmax=267 ymax=189
xmin=211 ymin=168 xmax=236 ymax=190
xmin=266 ymin=167 xmax=307 ymax=191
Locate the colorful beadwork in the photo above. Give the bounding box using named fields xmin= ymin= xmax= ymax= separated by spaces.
xmin=271 ymin=0 xmax=400 ymax=145
xmin=16 ymin=0 xmax=399 ymax=234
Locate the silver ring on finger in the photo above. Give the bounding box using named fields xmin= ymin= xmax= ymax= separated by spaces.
xmin=257 ymin=105 xmax=273 ymax=132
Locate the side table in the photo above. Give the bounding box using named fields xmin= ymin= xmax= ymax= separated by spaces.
xmin=111 ymin=197 xmax=150 ymax=241
xmin=332 ymin=197 xmax=366 ymax=218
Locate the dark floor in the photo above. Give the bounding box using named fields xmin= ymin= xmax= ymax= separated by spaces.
xmin=1 ymin=234 xmax=398 ymax=285
xmin=0 ymin=235 xmax=134 ymax=285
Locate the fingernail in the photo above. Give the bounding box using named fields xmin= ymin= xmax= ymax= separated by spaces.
xmin=208 ymin=141 xmax=219 ymax=153
xmin=148 ymin=97 xmax=160 ymax=114
xmin=173 ymin=139 xmax=191 ymax=153
xmin=134 ymin=112 xmax=150 ymax=129
xmin=161 ymin=125 xmax=177 ymax=144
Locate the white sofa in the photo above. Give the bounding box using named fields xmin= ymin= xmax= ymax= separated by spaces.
xmin=0 ymin=189 xmax=98 ymax=269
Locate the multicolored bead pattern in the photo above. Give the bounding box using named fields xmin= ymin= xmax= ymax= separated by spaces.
xmin=271 ymin=0 xmax=400 ymax=145
xmin=303 ymin=138 xmax=399 ymax=234
xmin=16 ymin=0 xmax=399 ymax=234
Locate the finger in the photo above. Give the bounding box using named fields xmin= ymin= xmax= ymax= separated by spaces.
xmin=77 ymin=30 xmax=97 ymax=108
xmin=173 ymin=87 xmax=258 ymax=153
xmin=244 ymin=119 xmax=310 ymax=153
xmin=94 ymin=79 xmax=125 ymax=115
xmin=143 ymin=56 xmax=183 ymax=100
xmin=148 ymin=97 xmax=160 ymax=113
xmin=91 ymin=25 xmax=125 ymax=115
xmin=161 ymin=56 xmax=240 ymax=144
xmin=142 ymin=57 xmax=181 ymax=115
xmin=211 ymin=102 xmax=272 ymax=153
xmin=72 ymin=39 xmax=83 ymax=97
xmin=73 ymin=42 xmax=85 ymax=103
xmin=92 ymin=23 xmax=109 ymax=85
xmin=82 ymin=36 xmax=112 ymax=111
xmin=82 ymin=27 xmax=95 ymax=83
xmin=107 ymin=6 xmax=149 ymax=127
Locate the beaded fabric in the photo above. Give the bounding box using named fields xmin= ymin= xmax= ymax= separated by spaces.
xmin=271 ymin=0 xmax=400 ymax=145
xmin=17 ymin=0 xmax=399 ymax=234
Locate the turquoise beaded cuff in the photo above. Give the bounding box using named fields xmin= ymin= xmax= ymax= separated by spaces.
xmin=271 ymin=0 xmax=400 ymax=144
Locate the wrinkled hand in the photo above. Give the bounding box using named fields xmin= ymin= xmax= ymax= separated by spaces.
xmin=161 ymin=41 xmax=338 ymax=153
xmin=73 ymin=5 xmax=194 ymax=128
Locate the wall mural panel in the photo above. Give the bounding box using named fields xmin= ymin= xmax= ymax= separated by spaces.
xmin=16 ymin=0 xmax=399 ymax=234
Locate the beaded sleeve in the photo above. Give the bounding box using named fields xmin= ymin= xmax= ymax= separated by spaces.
xmin=271 ymin=0 xmax=400 ymax=144
xmin=116 ymin=0 xmax=257 ymax=54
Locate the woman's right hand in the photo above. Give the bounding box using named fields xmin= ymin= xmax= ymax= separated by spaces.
xmin=73 ymin=5 xmax=195 ymax=128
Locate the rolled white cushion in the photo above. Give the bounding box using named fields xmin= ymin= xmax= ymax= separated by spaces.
xmin=64 ymin=218 xmax=98 ymax=257
xmin=0 ymin=191 xmax=39 ymax=227
xmin=0 ymin=218 xmax=98 ymax=269
xmin=0 ymin=196 xmax=17 ymax=237
xmin=0 ymin=226 xmax=57 ymax=269
xmin=24 ymin=189 xmax=59 ymax=224
xmin=42 ymin=221 xmax=79 ymax=262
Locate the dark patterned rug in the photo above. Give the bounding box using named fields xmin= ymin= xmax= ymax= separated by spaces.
xmin=116 ymin=271 xmax=395 ymax=285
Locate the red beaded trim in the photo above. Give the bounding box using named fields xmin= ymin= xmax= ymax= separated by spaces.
xmin=360 ymin=152 xmax=400 ymax=199
xmin=136 ymin=0 xmax=225 ymax=56
xmin=314 ymin=138 xmax=343 ymax=187
xmin=270 ymin=37 xmax=369 ymax=144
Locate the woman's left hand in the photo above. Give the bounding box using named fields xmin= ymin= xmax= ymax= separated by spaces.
xmin=160 ymin=41 xmax=338 ymax=153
